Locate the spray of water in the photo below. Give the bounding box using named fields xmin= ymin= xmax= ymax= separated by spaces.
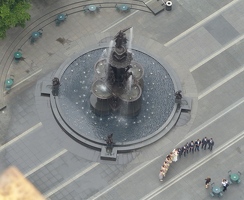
xmin=127 ymin=75 xmax=133 ymax=92
xmin=101 ymin=49 xmax=107 ymax=59
xmin=107 ymin=40 xmax=114 ymax=62
xmin=128 ymin=27 xmax=133 ymax=53
xmin=103 ymin=40 xmax=113 ymax=81
xmin=94 ymin=49 xmax=108 ymax=79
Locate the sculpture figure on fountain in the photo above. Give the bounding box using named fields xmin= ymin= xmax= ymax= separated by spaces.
xmin=90 ymin=27 xmax=144 ymax=116
xmin=114 ymin=27 xmax=131 ymax=49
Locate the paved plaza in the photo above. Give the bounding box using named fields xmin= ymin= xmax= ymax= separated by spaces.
xmin=0 ymin=0 xmax=244 ymax=199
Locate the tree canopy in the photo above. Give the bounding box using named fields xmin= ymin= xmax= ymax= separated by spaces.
xmin=0 ymin=0 xmax=31 ymax=39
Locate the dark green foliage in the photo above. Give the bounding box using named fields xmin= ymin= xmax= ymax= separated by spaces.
xmin=0 ymin=0 xmax=31 ymax=38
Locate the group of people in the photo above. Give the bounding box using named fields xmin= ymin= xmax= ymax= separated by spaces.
xmin=159 ymin=149 xmax=178 ymax=181
xmin=177 ymin=137 xmax=214 ymax=157
xmin=159 ymin=137 xmax=215 ymax=182
xmin=205 ymin=177 xmax=229 ymax=192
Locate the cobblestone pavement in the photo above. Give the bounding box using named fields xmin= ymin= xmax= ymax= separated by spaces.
xmin=0 ymin=0 xmax=244 ymax=199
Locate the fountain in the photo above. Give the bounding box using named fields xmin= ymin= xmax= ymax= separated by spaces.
xmin=90 ymin=28 xmax=143 ymax=117
xmin=38 ymin=27 xmax=191 ymax=161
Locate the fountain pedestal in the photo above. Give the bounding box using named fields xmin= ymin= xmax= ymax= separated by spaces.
xmin=90 ymin=29 xmax=144 ymax=117
xmin=100 ymin=147 xmax=118 ymax=161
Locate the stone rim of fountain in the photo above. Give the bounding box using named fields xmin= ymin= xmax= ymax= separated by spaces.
xmin=50 ymin=45 xmax=182 ymax=153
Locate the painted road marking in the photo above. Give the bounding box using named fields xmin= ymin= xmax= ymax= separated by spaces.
xmin=44 ymin=162 xmax=99 ymax=198
xmin=88 ymin=155 xmax=161 ymax=200
xmin=164 ymin=0 xmax=240 ymax=47
xmin=0 ymin=122 xmax=42 ymax=152
xmin=11 ymin=69 xmax=42 ymax=89
xmin=179 ymin=97 xmax=244 ymax=144
xmin=101 ymin=11 xmax=139 ymax=33
xmin=198 ymin=65 xmax=244 ymax=99
xmin=190 ymin=35 xmax=244 ymax=72
xmin=101 ymin=0 xmax=153 ymax=33
xmin=141 ymin=130 xmax=244 ymax=200
xmin=4 ymin=69 xmax=42 ymax=94
xmin=24 ymin=149 xmax=68 ymax=177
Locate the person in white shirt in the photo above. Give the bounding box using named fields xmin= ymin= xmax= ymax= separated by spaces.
xmin=170 ymin=149 xmax=178 ymax=162
xmin=222 ymin=179 xmax=229 ymax=192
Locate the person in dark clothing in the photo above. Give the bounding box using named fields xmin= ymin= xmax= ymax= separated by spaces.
xmin=208 ymin=138 xmax=214 ymax=151
xmin=185 ymin=142 xmax=189 ymax=154
xmin=189 ymin=141 xmax=195 ymax=153
xmin=205 ymin=177 xmax=211 ymax=188
xmin=177 ymin=147 xmax=182 ymax=158
xmin=182 ymin=145 xmax=187 ymax=157
xmin=201 ymin=137 xmax=208 ymax=150
xmin=195 ymin=139 xmax=201 ymax=151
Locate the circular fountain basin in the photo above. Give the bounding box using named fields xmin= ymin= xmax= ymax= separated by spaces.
xmin=51 ymin=47 xmax=179 ymax=152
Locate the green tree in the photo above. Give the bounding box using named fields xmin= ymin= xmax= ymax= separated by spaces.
xmin=0 ymin=0 xmax=31 ymax=39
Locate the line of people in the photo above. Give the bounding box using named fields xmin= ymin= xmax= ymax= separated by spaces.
xmin=159 ymin=149 xmax=178 ymax=182
xmin=159 ymin=137 xmax=214 ymax=182
xmin=177 ymin=137 xmax=214 ymax=157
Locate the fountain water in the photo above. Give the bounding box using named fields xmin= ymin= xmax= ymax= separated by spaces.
xmin=42 ymin=27 xmax=181 ymax=153
xmin=128 ymin=27 xmax=133 ymax=53
xmin=127 ymin=75 xmax=133 ymax=92
xmin=107 ymin=40 xmax=113 ymax=61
